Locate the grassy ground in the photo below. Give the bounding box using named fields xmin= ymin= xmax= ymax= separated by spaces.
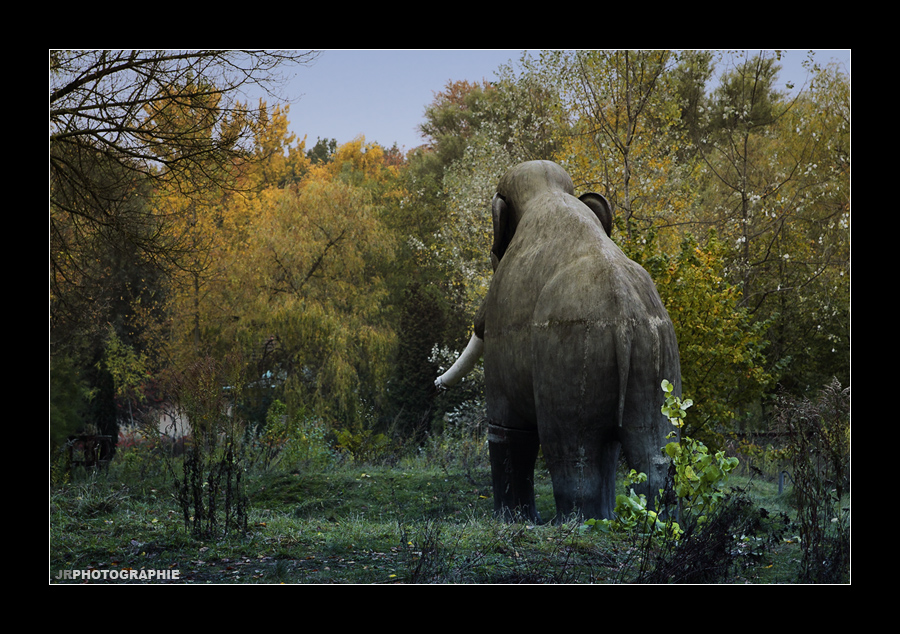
xmin=49 ymin=443 xmax=822 ymax=584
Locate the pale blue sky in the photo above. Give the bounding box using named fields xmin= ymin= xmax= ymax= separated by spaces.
xmin=279 ymin=49 xmax=850 ymax=153
xmin=282 ymin=49 xmax=522 ymax=152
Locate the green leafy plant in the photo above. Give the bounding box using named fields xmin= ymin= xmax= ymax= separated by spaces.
xmin=661 ymin=379 xmax=739 ymax=524
xmin=585 ymin=470 xmax=681 ymax=539
xmin=335 ymin=426 xmax=391 ymax=463
xmin=259 ymin=400 xmax=337 ymax=471
xmin=587 ymin=380 xmax=738 ymax=537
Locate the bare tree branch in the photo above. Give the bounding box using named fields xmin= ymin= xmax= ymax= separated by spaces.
xmin=50 ymin=50 xmax=319 ymax=349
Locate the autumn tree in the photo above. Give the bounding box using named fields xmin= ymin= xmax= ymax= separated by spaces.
xmin=244 ymin=101 xmax=312 ymax=189
xmin=533 ymin=50 xmax=695 ymax=242
xmin=170 ymin=134 xmax=402 ymax=430
xmin=631 ymin=233 xmax=773 ymax=447
xmin=51 ymin=51 xmax=318 ymax=345
xmin=695 ymin=51 xmax=850 ymax=394
xmin=234 ymin=181 xmax=396 ymax=426
xmin=50 ymin=50 xmax=317 ymax=455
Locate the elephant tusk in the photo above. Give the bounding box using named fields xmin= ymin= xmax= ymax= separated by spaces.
xmin=435 ymin=333 xmax=484 ymax=388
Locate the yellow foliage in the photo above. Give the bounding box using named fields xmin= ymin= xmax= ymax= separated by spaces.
xmin=306 ymin=135 xmax=395 ymax=184
xmin=629 ymin=233 xmax=772 ymax=447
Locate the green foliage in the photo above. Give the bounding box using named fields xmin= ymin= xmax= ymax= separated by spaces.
xmin=687 ymin=52 xmax=850 ymax=399
xmin=587 ymin=380 xmax=738 ymax=538
xmin=306 ymin=137 xmax=337 ymax=164
xmin=50 ymin=355 xmax=90 ymax=456
xmin=233 ymin=179 xmax=398 ymax=428
xmin=334 ymin=426 xmax=391 ymax=464
xmin=411 ymin=419 xmax=490 ymax=482
xmin=107 ymin=440 xmax=169 ymax=484
xmin=660 ymin=379 xmax=693 ymax=428
xmin=775 ymin=378 xmax=850 ymax=583
xmin=662 ymin=380 xmax=739 ymax=524
xmin=99 ymin=325 xmax=150 ymax=404
xmin=259 ymin=400 xmax=337 ymax=471
xmin=585 ymin=470 xmax=681 ymax=539
xmin=632 ymin=233 xmax=773 ymax=447
xmin=386 ymin=282 xmax=458 ymax=440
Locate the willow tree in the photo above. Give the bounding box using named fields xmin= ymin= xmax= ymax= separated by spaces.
xmin=204 ymin=137 xmax=400 ymax=428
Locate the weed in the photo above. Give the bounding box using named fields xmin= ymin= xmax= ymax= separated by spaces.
xmin=50 ymin=380 xmax=837 ymax=583
xmin=775 ymin=378 xmax=850 ymax=583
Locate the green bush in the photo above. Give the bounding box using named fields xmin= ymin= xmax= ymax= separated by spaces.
xmin=775 ymin=378 xmax=850 ymax=583
xmin=261 ymin=400 xmax=339 ymax=471
xmin=587 ymin=380 xmax=738 ymax=537
xmin=662 ymin=379 xmax=739 ymax=524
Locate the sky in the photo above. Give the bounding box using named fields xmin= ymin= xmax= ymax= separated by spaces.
xmin=275 ymin=49 xmax=851 ymax=154
xmin=279 ymin=49 xmax=523 ymax=152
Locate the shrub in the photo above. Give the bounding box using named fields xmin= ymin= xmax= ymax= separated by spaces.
xmin=334 ymin=426 xmax=391 ymax=464
xmin=166 ymin=356 xmax=251 ymax=539
xmin=259 ymin=400 xmax=338 ymax=471
xmin=586 ymin=380 xmax=738 ymax=537
xmin=775 ymin=378 xmax=850 ymax=583
xmin=587 ymin=381 xmax=796 ymax=583
xmin=662 ymin=379 xmax=739 ymax=524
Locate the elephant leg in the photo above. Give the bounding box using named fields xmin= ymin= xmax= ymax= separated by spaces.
xmin=620 ymin=423 xmax=672 ymax=514
xmin=531 ymin=322 xmax=623 ymax=521
xmin=487 ymin=423 xmax=541 ymax=522
xmin=541 ymin=430 xmax=621 ymax=522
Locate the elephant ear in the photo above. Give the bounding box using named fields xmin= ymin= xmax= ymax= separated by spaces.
xmin=579 ymin=192 xmax=614 ymax=237
xmin=490 ymin=193 xmax=512 ymax=271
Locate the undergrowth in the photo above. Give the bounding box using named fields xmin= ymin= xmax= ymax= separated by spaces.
xmin=50 ymin=381 xmax=849 ymax=584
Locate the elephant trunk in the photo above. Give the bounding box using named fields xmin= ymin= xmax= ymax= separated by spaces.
xmin=435 ymin=333 xmax=484 ymax=389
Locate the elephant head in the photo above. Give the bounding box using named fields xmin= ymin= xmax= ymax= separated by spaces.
xmin=490 ymin=162 xmax=614 ymax=271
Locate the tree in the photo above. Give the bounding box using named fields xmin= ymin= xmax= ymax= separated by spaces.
xmin=668 ymin=50 xmax=717 ymax=162
xmin=414 ymin=72 xmax=568 ymax=317
xmin=49 ymin=144 xmax=168 ymax=457
xmin=50 ymin=50 xmax=319 ymax=454
xmin=698 ymin=50 xmax=788 ymax=302
xmin=50 ymin=50 xmax=317 ymax=194
xmin=551 ymin=50 xmax=688 ymax=240
xmin=50 ymin=50 xmax=318 ymax=351
xmin=204 ymin=138 xmax=399 ymax=427
xmin=306 ymin=137 xmax=337 ymax=165
xmin=696 ymin=51 xmax=850 ymax=393
xmin=245 ymin=101 xmax=311 ymax=189
xmin=631 ymin=233 xmax=773 ymax=447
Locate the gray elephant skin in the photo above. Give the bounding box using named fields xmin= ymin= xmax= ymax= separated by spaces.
xmin=436 ymin=160 xmax=681 ymax=522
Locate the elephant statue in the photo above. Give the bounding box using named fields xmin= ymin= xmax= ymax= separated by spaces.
xmin=436 ymin=160 xmax=681 ymax=522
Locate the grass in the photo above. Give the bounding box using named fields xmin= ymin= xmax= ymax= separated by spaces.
xmin=49 ymin=440 xmax=830 ymax=584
